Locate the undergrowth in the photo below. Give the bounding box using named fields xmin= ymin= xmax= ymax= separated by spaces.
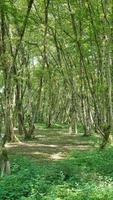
xmin=1 ymin=147 xmax=113 ymax=199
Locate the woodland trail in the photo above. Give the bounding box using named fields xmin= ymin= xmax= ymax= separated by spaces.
xmin=6 ymin=129 xmax=95 ymax=163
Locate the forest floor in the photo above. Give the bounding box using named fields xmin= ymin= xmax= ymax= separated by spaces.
xmin=3 ymin=129 xmax=113 ymax=200
xmin=6 ymin=128 xmax=98 ymax=163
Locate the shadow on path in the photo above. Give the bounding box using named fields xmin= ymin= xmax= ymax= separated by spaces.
xmin=6 ymin=130 xmax=95 ymax=163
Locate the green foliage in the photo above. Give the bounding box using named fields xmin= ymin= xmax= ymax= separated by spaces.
xmin=0 ymin=157 xmax=52 ymax=200
xmin=1 ymin=148 xmax=113 ymax=199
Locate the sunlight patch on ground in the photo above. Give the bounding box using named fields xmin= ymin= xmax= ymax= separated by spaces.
xmin=50 ymin=152 xmax=65 ymax=160
xmin=5 ymin=143 xmax=21 ymax=148
xmin=6 ymin=142 xmax=58 ymax=148
xmin=35 ymin=135 xmax=46 ymax=138
xmin=27 ymin=151 xmax=49 ymax=157
xmin=64 ymin=144 xmax=91 ymax=150
xmin=37 ymin=144 xmax=58 ymax=148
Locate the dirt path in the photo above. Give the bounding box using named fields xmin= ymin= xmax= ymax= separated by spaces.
xmin=6 ymin=129 xmax=95 ymax=163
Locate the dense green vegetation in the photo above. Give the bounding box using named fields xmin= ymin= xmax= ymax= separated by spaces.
xmin=0 ymin=127 xmax=112 ymax=199
xmin=1 ymin=146 xmax=113 ymax=200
